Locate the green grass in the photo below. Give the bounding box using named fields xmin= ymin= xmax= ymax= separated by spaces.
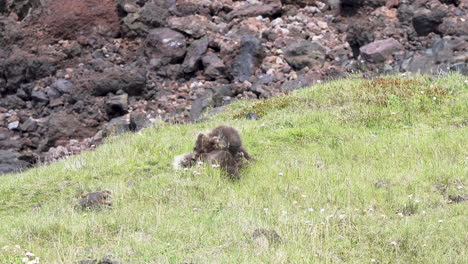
xmin=0 ymin=74 xmax=467 ymax=263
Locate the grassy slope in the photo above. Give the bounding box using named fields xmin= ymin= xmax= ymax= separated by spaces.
xmin=0 ymin=74 xmax=467 ymax=264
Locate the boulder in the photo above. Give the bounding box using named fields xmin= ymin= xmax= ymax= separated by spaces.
xmin=106 ymin=93 xmax=128 ymax=117
xmin=231 ymin=35 xmax=262 ymax=82
xmin=190 ymin=85 xmax=236 ymax=121
xmin=129 ymin=112 xmax=151 ymax=131
xmin=19 ymin=118 xmax=38 ymax=132
xmin=51 ymin=79 xmax=74 ymax=94
xmin=167 ymin=15 xmax=215 ymax=38
xmin=412 ymin=9 xmax=445 ymax=36
xmin=138 ymin=2 xmax=169 ymax=27
xmin=46 ymin=113 xmax=95 ymax=147
xmin=0 ymin=150 xmax=28 ymax=174
xmin=103 ymin=116 xmax=130 ymax=137
xmin=359 ymin=38 xmax=403 ymax=63
xmin=31 ymin=89 xmax=49 ymax=103
xmin=86 ymin=68 xmax=146 ymax=96
xmin=2 ymin=52 xmax=56 ymax=91
xmin=144 ymin=28 xmax=187 ymax=65
xmin=202 ymin=52 xmax=226 ymax=80
xmin=182 ymin=36 xmax=209 ymax=73
xmin=283 ymin=40 xmax=326 ymax=70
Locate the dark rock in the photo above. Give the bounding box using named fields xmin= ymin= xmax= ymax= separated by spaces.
xmin=183 ymin=36 xmax=209 ymax=73
xmin=397 ymin=2 xmax=414 ymax=25
xmin=46 ymin=86 xmax=62 ymax=100
xmin=129 ymin=112 xmax=151 ymax=131
xmin=103 ymin=116 xmax=130 ymax=137
xmin=0 ymin=132 xmax=21 ymax=150
xmin=412 ymin=9 xmax=445 ymax=36
xmin=346 ymin=22 xmax=376 ymax=58
xmin=0 ymin=0 xmax=41 ymax=20
xmin=448 ymin=194 xmax=467 ymax=204
xmin=250 ymin=83 xmax=272 ymax=98
xmin=438 ymin=16 xmax=468 ymax=36
xmin=359 ymin=38 xmax=403 ymax=63
xmin=121 ymin=13 xmax=149 ymax=38
xmin=16 ymin=83 xmax=32 ymax=100
xmin=78 ymin=191 xmax=112 ymax=210
xmin=246 ymin=112 xmax=260 ymax=120
xmin=47 ymin=113 xmax=96 ymax=147
xmin=167 ymin=15 xmax=215 ymax=38
xmin=190 ymin=85 xmax=235 ymax=121
xmin=0 ymin=150 xmax=28 ymax=174
xmin=280 ymin=76 xmax=310 ymax=91
xmin=63 ymin=42 xmax=82 ymax=58
xmin=0 ymin=95 xmax=25 ymax=108
xmin=106 ymin=93 xmax=128 ymax=118
xmin=202 ymin=52 xmax=226 ymax=79
xmin=86 ymin=68 xmax=146 ymax=96
xmin=51 ymin=79 xmax=74 ymax=94
xmin=283 ymin=40 xmax=326 ymax=70
xmin=281 ymin=0 xmax=317 ymax=7
xmin=31 ymin=89 xmax=49 ymax=103
xmin=232 ymin=35 xmax=262 ymax=82
xmin=2 ymin=53 xmax=56 ymax=91
xmin=139 ymin=2 xmax=169 ymax=27
xmin=20 ymin=118 xmax=38 ymax=132
xmin=449 ymin=62 xmax=468 ymax=75
xmin=431 ymin=39 xmax=455 ymax=64
xmin=227 ymin=2 xmax=282 ymax=20
xmin=174 ymin=0 xmax=222 ymax=17
xmin=144 ymin=28 xmax=187 ymax=65
xmin=78 ymin=258 xmax=120 ymax=264
xmin=252 ymin=229 xmax=282 ymax=244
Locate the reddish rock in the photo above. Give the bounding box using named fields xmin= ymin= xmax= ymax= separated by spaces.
xmin=40 ymin=0 xmax=120 ymax=39
xmin=359 ymin=38 xmax=403 ymax=63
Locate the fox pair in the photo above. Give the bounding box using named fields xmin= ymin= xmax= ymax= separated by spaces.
xmin=174 ymin=126 xmax=251 ymax=179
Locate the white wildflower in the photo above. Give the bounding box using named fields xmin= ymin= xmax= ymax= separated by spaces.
xmin=308 ymin=208 xmax=314 ymax=212
xmin=390 ymin=241 xmax=398 ymax=246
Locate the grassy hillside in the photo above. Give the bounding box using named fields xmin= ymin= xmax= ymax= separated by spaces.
xmin=0 ymin=74 xmax=467 ymax=264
